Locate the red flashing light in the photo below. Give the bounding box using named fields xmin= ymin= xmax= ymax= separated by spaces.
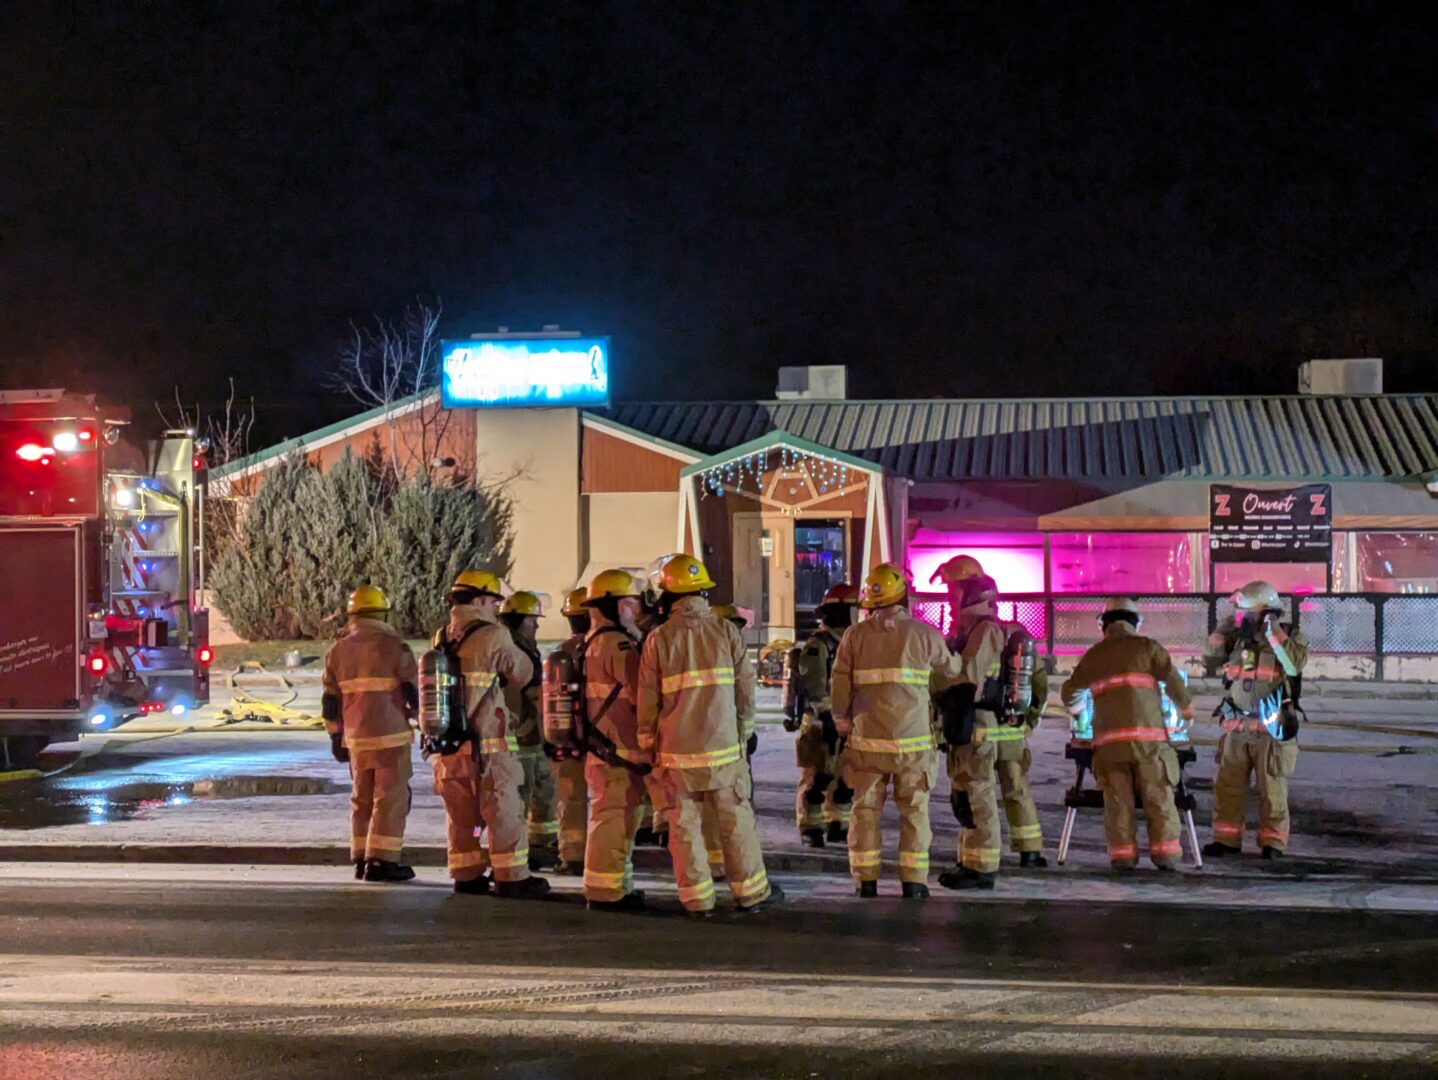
xmin=16 ymin=443 xmax=46 ymax=462
xmin=78 ymin=427 xmax=96 ymax=443
xmin=196 ymin=646 xmax=213 ymax=665
xmin=139 ymin=701 xmax=164 ymax=715
xmin=88 ymin=653 xmax=108 ymax=675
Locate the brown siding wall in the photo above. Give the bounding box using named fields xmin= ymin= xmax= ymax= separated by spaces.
xmin=582 ymin=427 xmax=685 ymax=493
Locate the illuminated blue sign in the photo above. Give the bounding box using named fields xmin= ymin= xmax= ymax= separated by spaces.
xmin=440 ymin=336 xmax=610 ymax=408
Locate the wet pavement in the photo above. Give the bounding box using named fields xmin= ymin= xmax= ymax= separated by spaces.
xmin=0 ymin=864 xmax=1435 ymax=1077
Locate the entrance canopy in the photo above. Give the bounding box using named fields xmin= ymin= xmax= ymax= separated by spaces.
xmin=676 ymin=429 xmax=892 ymax=573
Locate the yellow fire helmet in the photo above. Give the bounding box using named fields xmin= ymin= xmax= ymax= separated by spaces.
xmin=449 ymin=569 xmax=504 ymax=599
xmin=861 ymin=562 xmax=908 ymax=609
xmin=561 ymin=587 xmax=591 ymax=617
xmin=656 ymin=553 xmax=717 ymax=595
xmin=500 ymin=590 xmax=543 ymax=617
xmin=587 ymin=568 xmax=642 ymax=604
xmin=930 ymin=553 xmax=985 ymax=586
xmin=346 ymin=584 xmax=391 ymax=616
xmin=1103 ymin=596 xmax=1141 ymax=617
xmin=1233 ymin=580 xmax=1283 ymax=612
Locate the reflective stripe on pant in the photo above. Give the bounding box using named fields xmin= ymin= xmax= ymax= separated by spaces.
xmin=948 ymin=739 xmax=1001 ymax=874
xmin=665 ymin=765 xmax=770 ymax=912
xmin=556 ymin=756 xmax=589 ymax=862
xmin=518 ymin=749 xmax=559 ymax=849
xmin=581 ymin=756 xmax=646 ymax=902
xmin=995 ymin=744 xmax=1043 ymax=854
xmin=479 ymin=750 xmax=531 ymax=882
xmin=795 ymin=765 xmax=853 ymax=830
xmin=432 ymin=750 xmax=487 ymax=881
xmin=842 ymin=752 xmax=937 ymax=884
xmin=1212 ymin=729 xmax=1298 ymax=851
xmin=349 ymin=746 xmax=412 ymax=862
xmin=1094 ymin=741 xmax=1181 ymax=866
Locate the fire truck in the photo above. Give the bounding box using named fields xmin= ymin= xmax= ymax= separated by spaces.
xmin=0 ymin=389 xmax=211 ymax=768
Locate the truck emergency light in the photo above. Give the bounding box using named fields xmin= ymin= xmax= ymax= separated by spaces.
xmin=51 ymin=431 xmax=79 ymax=452
xmin=88 ymin=653 xmax=108 ymax=675
xmin=196 ymin=646 xmax=213 ymax=665
xmin=15 ymin=442 xmax=46 ymax=462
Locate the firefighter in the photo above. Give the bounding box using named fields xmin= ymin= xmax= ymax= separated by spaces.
xmin=632 ymin=557 xmax=680 ymax=848
xmin=935 ymin=572 xmax=1009 ymax=890
xmin=934 ymin=556 xmax=1048 ymax=868
xmin=787 ymin=583 xmax=857 ymax=847
xmin=578 ymin=569 xmax=652 ymax=910
xmin=637 ymin=554 xmax=781 ymax=916
xmin=322 ymin=585 xmax=419 ymax=883
xmin=1203 ymin=581 xmax=1309 ymax=859
xmin=432 ymin=570 xmax=548 ymax=897
xmin=500 ymin=590 xmax=559 ymax=869
xmin=547 ymin=587 xmax=593 ymax=875
xmin=833 ymin=563 xmax=963 ymax=899
xmin=1061 ymin=598 xmax=1195 ymax=870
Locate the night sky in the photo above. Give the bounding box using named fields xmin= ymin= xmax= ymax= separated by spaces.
xmin=2 ymin=3 xmax=1435 ymax=444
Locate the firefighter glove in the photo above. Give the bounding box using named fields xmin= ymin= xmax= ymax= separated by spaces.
xmin=329 ymin=732 xmax=349 ymax=764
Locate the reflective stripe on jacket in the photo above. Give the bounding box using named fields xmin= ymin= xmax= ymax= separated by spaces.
xmin=1203 ymin=626 xmax=1308 ymax=731
xmin=583 ymin=625 xmax=642 ymax=754
xmin=322 ymin=616 xmax=417 ymax=754
xmin=1061 ymin=622 xmax=1192 ymax=746
xmin=637 ymin=596 xmax=755 ymax=788
xmin=444 ymin=607 xmax=532 ymax=756
xmin=831 ymin=606 xmax=961 ymax=770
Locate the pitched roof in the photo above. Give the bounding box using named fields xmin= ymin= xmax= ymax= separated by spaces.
xmin=597 ymin=396 xmax=1438 ymax=482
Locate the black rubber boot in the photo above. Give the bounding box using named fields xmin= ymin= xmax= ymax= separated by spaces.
xmin=737 ymin=883 xmax=785 ymax=914
xmin=1019 ymin=852 xmax=1049 ymax=869
xmin=353 ymin=858 xmax=366 ymax=880
xmin=901 ymin=882 xmax=930 ymax=900
xmin=1261 ymin=845 xmax=1283 ymax=861
xmin=937 ymin=865 xmax=996 ymax=891
xmin=651 ymin=830 xmax=669 ymax=849
xmin=826 ymin=821 xmax=849 ymax=844
xmin=587 ymin=891 xmax=647 ymax=912
xmin=801 ymin=828 xmax=826 ymax=849
xmin=1202 ymin=841 xmax=1239 ymax=858
xmin=634 ymin=825 xmax=656 ymax=846
xmin=528 ymin=845 xmax=558 ymax=872
xmin=554 ymin=858 xmax=584 ymax=877
xmin=1152 ymin=858 xmax=1178 ymax=872
xmin=857 ymin=880 xmax=878 ymax=898
xmin=686 ymin=908 xmax=714 ymax=921
xmin=363 ymin=859 xmax=416 ymax=883
xmin=454 ymin=875 xmax=491 ymax=896
xmin=495 ymin=875 xmax=551 ymax=899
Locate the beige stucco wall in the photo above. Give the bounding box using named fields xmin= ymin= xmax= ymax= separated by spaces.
xmin=474 ymin=408 xmax=582 ymax=640
xmin=583 ymin=492 xmax=683 ymax=573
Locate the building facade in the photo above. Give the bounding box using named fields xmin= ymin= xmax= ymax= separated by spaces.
xmin=216 ymin=378 xmax=1438 ymax=678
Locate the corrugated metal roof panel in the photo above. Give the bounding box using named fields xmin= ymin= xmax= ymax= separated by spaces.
xmin=595 ymin=396 xmax=1438 ymax=482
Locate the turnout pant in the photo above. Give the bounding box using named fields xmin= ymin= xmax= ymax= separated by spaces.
xmin=1093 ymin=741 xmax=1181 ymax=867
xmin=350 ymin=746 xmax=412 ymax=863
xmin=1211 ymin=729 xmax=1299 ymax=852
xmin=556 ymin=756 xmax=589 ymax=863
xmin=994 ymin=739 xmax=1043 ymax=854
xmin=794 ymin=723 xmax=852 ymax=833
xmin=665 ymin=765 xmax=771 ymax=913
xmin=432 ymin=750 xmax=488 ymax=881
xmin=517 ymin=747 xmax=558 ymax=851
xmin=581 ymin=756 xmax=646 ymax=902
xmin=843 ymin=752 xmax=938 ymax=885
xmin=948 ymin=738 xmax=1002 ymax=874
xmin=480 ymin=748 xmax=532 ymax=882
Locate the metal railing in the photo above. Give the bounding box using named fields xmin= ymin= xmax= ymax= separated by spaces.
xmin=909 ymin=591 xmax=1438 ymax=680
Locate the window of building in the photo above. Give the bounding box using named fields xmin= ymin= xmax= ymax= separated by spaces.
xmin=1048 ymin=532 xmax=1198 ymax=594
xmin=1353 ymin=532 xmax=1438 ymax=594
xmin=906 ymin=530 xmax=1045 ymax=594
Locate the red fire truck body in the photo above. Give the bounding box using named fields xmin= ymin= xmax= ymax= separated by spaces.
xmin=0 ymin=389 xmax=210 ymax=767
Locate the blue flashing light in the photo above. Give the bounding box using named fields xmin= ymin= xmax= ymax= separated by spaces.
xmin=441 ymin=336 xmax=610 ymax=408
xmin=89 ymin=711 xmax=110 ymax=728
xmin=170 ymin=703 xmax=187 ymax=717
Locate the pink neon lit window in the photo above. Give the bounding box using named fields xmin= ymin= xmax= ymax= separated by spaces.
xmin=1049 ymin=532 xmax=1198 ymax=594
xmin=906 ymin=530 xmax=1045 ymax=594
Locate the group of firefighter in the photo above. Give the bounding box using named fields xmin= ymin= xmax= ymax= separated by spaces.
xmin=322 ymin=550 xmax=1307 ymax=913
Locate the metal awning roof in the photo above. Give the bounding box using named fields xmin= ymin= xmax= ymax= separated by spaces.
xmin=597 ymin=395 xmax=1438 ymax=482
